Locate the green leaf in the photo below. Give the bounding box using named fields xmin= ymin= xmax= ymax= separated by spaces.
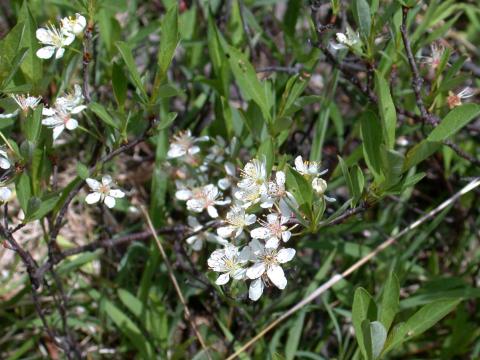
xmin=285 ymin=310 xmax=306 ymax=360
xmin=116 ymin=41 xmax=148 ymax=101
xmin=17 ymin=3 xmax=42 ymax=86
xmin=25 ymin=105 xmax=42 ymax=143
xmin=403 ymin=140 xmax=441 ymax=172
xmin=286 ymin=167 xmax=313 ymax=207
xmin=427 ymin=104 xmax=480 ymax=142
xmin=370 ymin=321 xmax=387 ymax=359
xmin=76 ymin=163 xmax=90 ymax=180
xmin=118 ymin=288 xmax=144 ymax=319
xmin=382 ymin=298 xmax=461 ymax=355
xmin=361 ymin=319 xmax=373 ymax=360
xmin=351 ymin=165 xmax=364 ymax=206
xmin=24 ymin=194 xmax=60 ymax=222
xmin=89 ymin=102 xmax=119 ymax=129
xmin=379 ymin=273 xmax=400 ymax=331
xmin=257 ymin=137 xmax=275 ymax=175
xmin=15 ymin=172 xmax=31 ymax=213
xmin=338 ymin=155 xmax=354 ymax=198
xmin=360 ymin=111 xmax=383 ymax=179
xmin=374 ymin=71 xmax=396 ymax=149
xmin=156 ymin=112 xmax=177 ymax=131
xmin=112 ymin=62 xmax=127 ymax=107
xmin=352 ymin=287 xmax=377 ymax=360
xmin=225 ymin=45 xmax=272 ymax=122
xmin=353 ymin=0 xmax=371 ymax=37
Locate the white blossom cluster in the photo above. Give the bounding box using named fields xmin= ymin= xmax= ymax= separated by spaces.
xmin=0 ymin=13 xmax=123 ymax=209
xmin=168 ymin=131 xmax=334 ymax=301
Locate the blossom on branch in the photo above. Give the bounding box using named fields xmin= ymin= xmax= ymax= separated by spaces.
xmin=85 ymin=175 xmax=125 ymax=209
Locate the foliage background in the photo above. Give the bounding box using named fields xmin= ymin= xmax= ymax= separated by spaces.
xmin=0 ymin=0 xmax=479 ymax=359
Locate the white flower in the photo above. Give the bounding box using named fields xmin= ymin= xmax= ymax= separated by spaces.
xmin=186 ymin=184 xmax=230 ymax=218
xmin=167 ymin=130 xmax=209 ymax=159
xmin=217 ymin=162 xmax=236 ymax=190
xmin=208 ymin=244 xmax=250 ymax=285
xmin=60 ymin=14 xmax=87 ymax=35
xmin=419 ymin=43 xmax=445 ymax=70
xmin=0 ymin=187 xmax=12 ymax=202
xmin=85 ymin=175 xmax=125 ymax=208
xmin=186 ymin=216 xmax=227 ymax=251
xmin=42 ymin=85 xmax=86 ymax=140
xmin=36 ymin=24 xmax=75 ymax=59
xmin=447 ymin=87 xmax=476 ymax=109
xmin=11 ymin=94 xmax=42 ymax=112
xmin=0 ymin=149 xmax=11 ymax=170
xmin=294 ymin=156 xmax=327 ymax=177
xmin=330 ymin=27 xmax=359 ymax=50
xmin=312 ymin=177 xmax=336 ymax=202
xmin=246 ymin=239 xmax=296 ymax=301
xmin=234 ymin=158 xmax=268 ymax=207
xmin=261 ymin=170 xmax=298 ymax=216
xmin=250 ymin=213 xmax=293 ymax=249
xmin=217 ymin=205 xmax=256 ymax=238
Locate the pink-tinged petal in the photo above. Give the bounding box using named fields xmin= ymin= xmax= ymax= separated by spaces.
xmin=85 ymin=192 xmax=101 ymax=204
xmin=249 ymin=278 xmax=264 ymax=301
xmin=36 ymin=46 xmax=56 ymax=59
xmin=246 ymin=262 xmax=265 ymax=279
xmin=103 ymin=196 xmax=116 ymax=208
xmin=277 ymin=248 xmax=296 ymax=263
xmin=267 ymin=265 xmax=287 ymax=289
xmin=86 ymin=178 xmax=100 ymax=191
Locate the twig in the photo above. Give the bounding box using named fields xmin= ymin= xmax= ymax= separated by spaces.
xmin=140 ymin=206 xmax=212 ymax=359
xmin=256 ymin=66 xmax=302 ymax=75
xmin=226 ymin=177 xmax=480 ymax=359
xmin=400 ymin=7 xmax=437 ymax=126
xmin=444 ymin=140 xmax=480 ymax=167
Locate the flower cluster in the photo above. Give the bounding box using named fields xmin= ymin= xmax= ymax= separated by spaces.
xmin=36 ymin=13 xmax=86 ymax=60
xmin=42 ymin=84 xmax=86 ymax=140
xmin=168 ymin=131 xmax=334 ymax=301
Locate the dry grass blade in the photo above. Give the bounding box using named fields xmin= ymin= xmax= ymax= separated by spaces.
xmin=140 ymin=206 xmax=212 ymax=359
xmin=226 ymin=177 xmax=480 ymax=359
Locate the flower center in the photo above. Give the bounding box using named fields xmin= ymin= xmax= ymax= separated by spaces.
xmin=98 ymin=185 xmax=110 ymax=195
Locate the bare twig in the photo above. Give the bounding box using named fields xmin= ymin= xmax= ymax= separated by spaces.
xmin=226 ymin=177 xmax=480 ymax=359
xmin=444 ymin=140 xmax=480 ymax=166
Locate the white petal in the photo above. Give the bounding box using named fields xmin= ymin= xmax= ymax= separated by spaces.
xmin=109 ymin=189 xmax=125 ymax=198
xmin=188 ymin=145 xmax=200 ymax=155
xmin=71 ymin=105 xmax=86 ymax=114
xmin=250 ymin=227 xmax=270 ymax=239
xmin=245 ymin=214 xmax=257 ymax=225
xmin=186 ymin=199 xmax=204 ymax=213
xmin=218 ymin=178 xmax=231 ymax=190
xmin=267 ymin=213 xmax=279 ymax=224
xmin=207 ymin=206 xmax=218 ymax=218
xmin=216 ymin=273 xmax=230 ymax=285
xmin=282 ymin=231 xmax=291 ymax=242
xmin=42 ymin=117 xmax=62 ymax=126
xmin=187 ymin=216 xmax=201 ymax=230
xmin=36 ymin=46 xmax=56 ymax=59
xmin=249 ymin=278 xmax=264 ymax=301
xmin=175 ymin=189 xmax=192 ymax=201
xmin=249 ymin=239 xmax=264 ymax=256
xmin=225 ymin=162 xmax=236 ymax=176
xmin=104 ymin=196 xmax=116 ymax=208
xmin=189 ymin=237 xmax=203 ymax=251
xmin=42 ymin=107 xmax=56 ymax=116
xmin=238 ymin=247 xmax=251 ymax=263
xmin=246 ymin=262 xmax=266 ymax=279
xmin=232 ymin=268 xmax=246 ymax=280
xmin=52 ymin=125 xmax=65 ymax=140
xmin=267 ymin=265 xmax=287 ymax=289
xmin=55 ymin=47 xmax=66 ymax=59
xmin=167 ymin=145 xmax=185 ymax=158
xmin=265 ymin=237 xmax=279 ymax=249
xmin=0 ymin=158 xmax=11 ymax=170
xmin=217 ymin=226 xmax=234 ymax=238
xmin=0 ymin=187 xmax=12 ymax=202
xmin=102 ymin=175 xmax=113 ymax=185
xmin=36 ymin=28 xmax=53 ymax=43
xmin=65 ymin=118 xmax=78 ymax=130
xmin=86 ymin=178 xmax=100 ymax=191
xmin=63 ymin=32 xmax=75 ymax=45
xmin=85 ymin=192 xmax=101 ymax=204
xmin=277 ymin=248 xmax=296 ymax=263
xmin=294 ymin=156 xmax=306 ymax=173
xmin=276 ymin=171 xmax=285 ymax=185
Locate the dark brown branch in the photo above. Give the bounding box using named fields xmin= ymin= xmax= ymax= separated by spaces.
xmin=444 ymin=140 xmax=480 ymax=166
xmin=400 ymin=7 xmax=437 ymax=126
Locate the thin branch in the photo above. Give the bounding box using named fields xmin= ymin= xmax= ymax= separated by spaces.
xmin=226 ymin=177 xmax=480 ymax=360
xmin=400 ymin=6 xmax=437 ymax=126
xmin=140 ymin=207 xmax=212 ymax=359
xmin=444 ymin=140 xmax=480 ymax=166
